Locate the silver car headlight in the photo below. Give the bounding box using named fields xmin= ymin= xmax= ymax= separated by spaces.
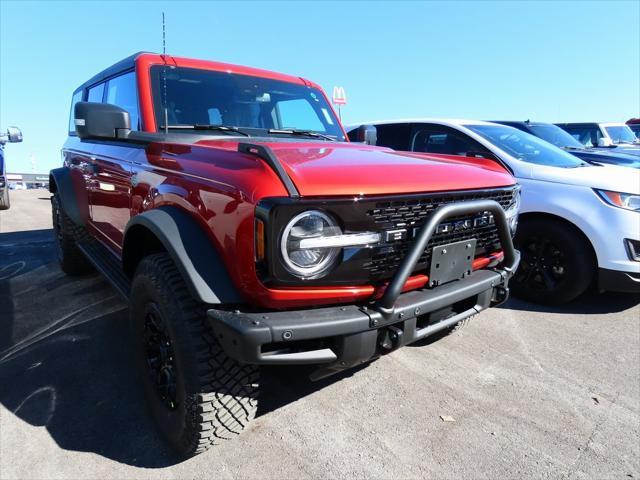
xmin=505 ymin=186 xmax=521 ymax=236
xmin=595 ymin=189 xmax=640 ymax=212
xmin=280 ymin=210 xmax=380 ymax=279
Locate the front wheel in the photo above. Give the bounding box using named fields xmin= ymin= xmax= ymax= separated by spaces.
xmin=511 ymin=218 xmax=594 ymax=305
xmin=130 ymin=253 xmax=259 ymax=457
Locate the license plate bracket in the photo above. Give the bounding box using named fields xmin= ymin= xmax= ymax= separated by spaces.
xmin=428 ymin=239 xmax=477 ymax=287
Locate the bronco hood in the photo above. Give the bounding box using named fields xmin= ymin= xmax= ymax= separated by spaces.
xmin=200 ymin=140 xmax=515 ymax=196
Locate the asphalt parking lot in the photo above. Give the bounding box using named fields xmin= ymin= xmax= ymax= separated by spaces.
xmin=0 ymin=189 xmax=638 ymax=479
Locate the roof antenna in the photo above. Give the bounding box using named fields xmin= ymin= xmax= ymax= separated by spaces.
xmin=162 ymin=12 xmax=168 ymax=135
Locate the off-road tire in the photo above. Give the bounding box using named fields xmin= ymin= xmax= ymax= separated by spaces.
xmin=130 ymin=253 xmax=259 ymax=458
xmin=511 ymin=218 xmax=594 ymax=305
xmin=51 ymin=194 xmax=94 ymax=275
xmin=0 ymin=188 xmax=10 ymax=210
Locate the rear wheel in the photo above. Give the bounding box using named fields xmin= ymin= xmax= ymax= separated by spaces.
xmin=0 ymin=188 xmax=9 ymax=210
xmin=130 ymin=253 xmax=259 ymax=457
xmin=51 ymin=194 xmax=94 ymax=275
xmin=511 ymin=218 xmax=594 ymax=305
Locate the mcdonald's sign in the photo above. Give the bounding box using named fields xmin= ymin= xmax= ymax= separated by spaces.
xmin=332 ymin=86 xmax=347 ymax=105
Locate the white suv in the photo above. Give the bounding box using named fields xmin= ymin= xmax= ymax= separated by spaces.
xmin=555 ymin=122 xmax=640 ymax=155
xmin=348 ymin=119 xmax=640 ymax=304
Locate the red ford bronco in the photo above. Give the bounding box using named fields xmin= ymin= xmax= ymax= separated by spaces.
xmin=50 ymin=52 xmax=520 ymax=457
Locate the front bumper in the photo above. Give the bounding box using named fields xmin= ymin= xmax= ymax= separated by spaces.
xmin=207 ymin=199 xmax=520 ymax=379
xmin=598 ymin=268 xmax=640 ymax=293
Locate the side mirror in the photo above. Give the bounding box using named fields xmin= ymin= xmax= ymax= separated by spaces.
xmin=353 ymin=124 xmax=377 ymax=145
xmin=74 ymin=102 xmax=131 ymax=139
xmin=6 ymin=127 xmax=22 ymax=143
xmin=597 ymin=137 xmax=613 ymax=147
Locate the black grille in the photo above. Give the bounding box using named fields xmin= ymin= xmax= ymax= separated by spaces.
xmin=363 ymin=188 xmax=516 ymax=277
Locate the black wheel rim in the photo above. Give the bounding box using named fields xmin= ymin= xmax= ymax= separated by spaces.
xmin=142 ymin=303 xmax=178 ymax=411
xmin=515 ymin=235 xmax=567 ymax=293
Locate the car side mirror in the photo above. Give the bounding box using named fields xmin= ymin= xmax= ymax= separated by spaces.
xmin=353 ymin=124 xmax=377 ymax=145
xmin=74 ymin=102 xmax=131 ymax=140
xmin=6 ymin=127 xmax=22 ymax=143
xmin=597 ymin=137 xmax=613 ymax=147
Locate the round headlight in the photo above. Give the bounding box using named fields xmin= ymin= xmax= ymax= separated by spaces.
xmin=280 ymin=210 xmax=341 ymax=278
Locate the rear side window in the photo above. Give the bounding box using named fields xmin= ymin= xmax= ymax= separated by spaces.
xmin=375 ymin=123 xmax=412 ymax=150
xmin=105 ymin=71 xmax=140 ymax=130
xmin=87 ymin=83 xmax=105 ymax=103
xmin=68 ymin=90 xmax=83 ymax=134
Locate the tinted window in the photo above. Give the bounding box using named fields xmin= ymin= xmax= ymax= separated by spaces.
xmin=468 ymin=125 xmax=585 ymax=168
xmin=87 ymin=83 xmax=105 ymax=103
xmin=411 ymin=128 xmax=487 ymax=156
xmin=528 ymin=124 xmax=584 ymax=149
xmin=560 ymin=125 xmax=601 ymax=147
xmin=629 ymin=124 xmax=640 ymax=139
xmin=374 ymin=123 xmax=412 ymax=150
xmin=106 ymin=71 xmax=140 ymax=130
xmin=68 ymin=90 xmax=83 ymax=134
xmin=150 ymin=66 xmax=344 ymax=140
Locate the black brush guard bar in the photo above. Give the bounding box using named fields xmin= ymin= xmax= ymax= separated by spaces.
xmin=375 ymin=199 xmax=518 ymax=313
xmin=207 ymin=199 xmax=519 ymax=372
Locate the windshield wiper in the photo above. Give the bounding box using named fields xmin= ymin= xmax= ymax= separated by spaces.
xmin=160 ymin=124 xmax=251 ymax=137
xmin=561 ymin=146 xmax=586 ymax=151
xmin=268 ymin=128 xmax=336 ymax=141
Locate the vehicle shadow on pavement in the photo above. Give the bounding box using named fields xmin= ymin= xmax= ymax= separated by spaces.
xmin=0 ymin=229 xmax=180 ymax=468
xmin=0 ymin=228 xmax=366 ymax=468
xmin=500 ymin=290 xmax=639 ymax=315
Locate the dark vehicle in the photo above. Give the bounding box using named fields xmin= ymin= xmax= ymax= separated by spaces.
xmin=494 ymin=121 xmax=640 ymax=169
xmin=0 ymin=126 xmax=23 ymax=210
xmin=50 ymin=53 xmax=520 ymax=457
xmin=627 ymin=119 xmax=640 ymax=140
xmin=555 ymin=122 xmax=640 ymax=157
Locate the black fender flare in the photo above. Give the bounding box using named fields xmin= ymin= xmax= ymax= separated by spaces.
xmin=49 ymin=166 xmax=87 ymax=226
xmin=123 ymin=206 xmax=241 ymax=305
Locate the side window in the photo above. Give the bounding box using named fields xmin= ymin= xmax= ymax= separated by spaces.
xmin=564 ymin=126 xmax=600 ymax=147
xmin=87 ymin=83 xmax=105 ymax=103
xmin=105 ymin=71 xmax=140 ymax=130
xmin=375 ymin=123 xmax=412 ymax=150
xmin=411 ymin=127 xmax=488 ymax=157
xmin=68 ymin=90 xmax=83 ymax=134
xmin=277 ymin=99 xmax=324 ymax=131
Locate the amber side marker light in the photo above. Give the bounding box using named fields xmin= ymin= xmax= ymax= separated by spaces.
xmin=255 ymin=218 xmax=266 ymax=261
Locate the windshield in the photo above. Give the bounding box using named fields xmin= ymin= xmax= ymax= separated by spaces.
xmin=604 ymin=125 xmax=638 ymax=144
xmin=150 ymin=66 xmax=345 ymax=140
xmin=467 ymin=125 xmax=586 ymax=168
xmin=528 ymin=124 xmax=585 ymax=149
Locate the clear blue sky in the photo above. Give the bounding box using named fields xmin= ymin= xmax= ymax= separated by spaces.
xmin=1 ymin=0 xmax=638 ymax=173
